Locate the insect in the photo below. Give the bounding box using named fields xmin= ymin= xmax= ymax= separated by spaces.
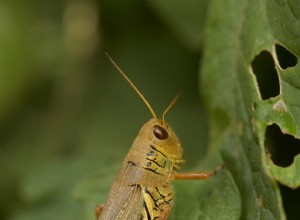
xmin=96 ymin=53 xmax=224 ymax=220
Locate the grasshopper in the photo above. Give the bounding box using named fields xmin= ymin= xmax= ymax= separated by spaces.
xmin=97 ymin=54 xmax=224 ymax=220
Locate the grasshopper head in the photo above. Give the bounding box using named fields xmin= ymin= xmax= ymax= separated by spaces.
xmin=138 ymin=118 xmax=184 ymax=167
xmin=106 ymin=54 xmax=183 ymax=167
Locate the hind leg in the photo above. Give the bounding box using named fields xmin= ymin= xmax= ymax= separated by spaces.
xmin=159 ymin=203 xmax=172 ymax=220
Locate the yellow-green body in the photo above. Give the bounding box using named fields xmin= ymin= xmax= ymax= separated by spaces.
xmin=98 ymin=119 xmax=184 ymax=220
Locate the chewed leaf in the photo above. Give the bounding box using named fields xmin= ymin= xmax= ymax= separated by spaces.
xmin=201 ymin=0 xmax=300 ymax=219
xmin=255 ymin=98 xmax=300 ymax=138
xmin=268 ymin=155 xmax=300 ymax=189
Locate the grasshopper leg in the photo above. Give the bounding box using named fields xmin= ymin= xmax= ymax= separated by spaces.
xmin=173 ymin=164 xmax=225 ymax=180
xmin=95 ymin=203 xmax=105 ymax=219
xmin=159 ymin=203 xmax=172 ymax=220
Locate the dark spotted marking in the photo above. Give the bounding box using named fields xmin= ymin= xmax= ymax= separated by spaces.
xmin=150 ymin=145 xmax=167 ymax=159
xmin=144 ymin=167 xmax=163 ymax=176
xmin=143 ymin=201 xmax=151 ymax=220
xmin=147 ymin=151 xmax=155 ymax=156
xmin=155 ymin=187 xmax=172 ymax=199
xmin=128 ymin=161 xmax=137 ymax=166
xmin=146 ymin=158 xmax=166 ymax=168
xmin=145 ymin=187 xmax=159 ymax=208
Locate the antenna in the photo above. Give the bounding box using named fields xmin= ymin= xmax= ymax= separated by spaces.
xmin=105 ymin=53 xmax=157 ymax=119
xmin=162 ymin=92 xmax=181 ymax=125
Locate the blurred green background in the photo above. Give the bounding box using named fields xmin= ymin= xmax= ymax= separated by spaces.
xmin=0 ymin=1 xmax=209 ymax=219
xmin=1 ymin=0 xmax=300 ymax=220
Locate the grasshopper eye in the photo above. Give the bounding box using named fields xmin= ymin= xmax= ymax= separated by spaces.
xmin=153 ymin=125 xmax=168 ymax=140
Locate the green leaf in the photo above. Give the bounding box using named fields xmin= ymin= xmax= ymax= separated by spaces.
xmin=201 ymin=0 xmax=300 ymax=219
xmin=267 ymin=155 xmax=300 ymax=189
xmin=171 ymin=155 xmax=241 ymax=220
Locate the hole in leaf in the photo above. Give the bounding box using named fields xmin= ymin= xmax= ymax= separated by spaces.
xmin=275 ymin=44 xmax=298 ymax=69
xmin=265 ymin=124 xmax=300 ymax=167
xmin=279 ymin=183 xmax=300 ymax=220
xmin=251 ymin=51 xmax=280 ymax=100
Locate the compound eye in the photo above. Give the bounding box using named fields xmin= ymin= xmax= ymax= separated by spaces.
xmin=153 ymin=125 xmax=168 ymax=140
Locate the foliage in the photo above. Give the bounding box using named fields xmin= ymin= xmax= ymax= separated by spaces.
xmin=0 ymin=0 xmax=299 ymax=220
